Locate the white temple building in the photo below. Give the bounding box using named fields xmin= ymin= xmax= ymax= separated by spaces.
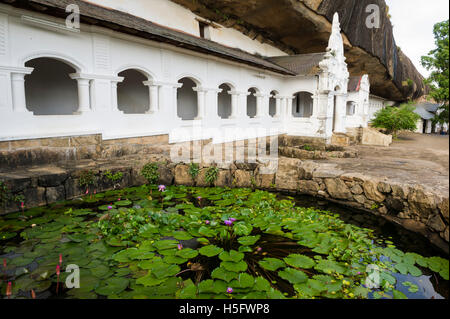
xmin=0 ymin=0 xmax=392 ymax=146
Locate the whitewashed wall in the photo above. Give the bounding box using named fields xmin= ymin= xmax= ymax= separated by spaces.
xmin=0 ymin=4 xmax=352 ymax=145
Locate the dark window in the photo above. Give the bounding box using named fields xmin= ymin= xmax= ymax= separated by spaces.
xmin=199 ymin=21 xmax=208 ymax=38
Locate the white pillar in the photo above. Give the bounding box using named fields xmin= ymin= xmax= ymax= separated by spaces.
xmin=273 ymin=96 xmax=282 ymax=118
xmin=193 ymin=88 xmax=206 ymax=120
xmin=11 ymin=72 xmax=32 ymax=113
xmin=143 ymin=81 xmax=160 ymax=114
xmin=333 ymin=93 xmax=347 ymax=133
xmin=70 ymin=74 xmax=91 ymax=113
xmin=110 ymin=80 xmax=122 ymax=112
xmin=229 ymin=92 xmax=239 ymax=119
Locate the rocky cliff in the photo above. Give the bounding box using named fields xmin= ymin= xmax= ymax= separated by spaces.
xmin=170 ymin=0 xmax=427 ymax=101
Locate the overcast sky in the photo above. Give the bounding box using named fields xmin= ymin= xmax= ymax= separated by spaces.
xmin=385 ymin=0 xmax=449 ymax=77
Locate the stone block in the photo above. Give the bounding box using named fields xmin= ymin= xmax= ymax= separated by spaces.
xmin=324 ymin=178 xmax=352 ymax=200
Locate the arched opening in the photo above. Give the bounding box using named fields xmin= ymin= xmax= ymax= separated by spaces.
xmin=247 ymin=87 xmax=258 ymax=118
xmin=117 ymin=69 xmax=150 ymax=114
xmin=292 ymin=92 xmax=313 ymax=118
xmin=177 ymin=77 xmax=198 ymax=120
xmin=218 ymin=83 xmax=232 ymax=119
xmin=346 ymin=101 xmax=356 ymax=116
xmin=269 ymin=90 xmax=278 ymax=117
xmin=25 ymin=58 xmax=78 ymax=115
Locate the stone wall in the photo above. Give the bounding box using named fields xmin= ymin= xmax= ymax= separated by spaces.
xmin=1 ymin=153 xmax=448 ymax=252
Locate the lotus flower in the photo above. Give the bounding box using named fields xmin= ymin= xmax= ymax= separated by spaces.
xmin=158 ymin=185 xmax=166 ymax=192
xmin=256 ymin=247 xmax=262 ymax=252
xmin=224 ymin=220 xmax=233 ymax=226
xmin=85 ymin=189 xmax=89 ymax=195
xmin=197 ymin=196 xmax=202 ymax=201
xmin=177 ymin=244 xmax=183 ymax=250
xmin=59 ymin=254 xmax=63 ymax=265
xmin=107 ymin=205 xmax=113 ymax=210
xmin=20 ymin=202 xmax=24 ymax=209
xmin=226 ymin=287 xmax=233 ymax=294
xmin=229 ymin=218 xmax=237 ymax=222
xmin=56 ymin=265 xmax=60 ymax=276
xmin=205 ymin=220 xmax=210 ymax=225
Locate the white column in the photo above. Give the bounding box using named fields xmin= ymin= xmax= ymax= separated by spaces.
xmin=229 ymin=92 xmax=239 ymax=119
xmin=274 ymin=95 xmax=282 ymax=118
xmin=193 ymin=88 xmax=206 ymax=120
xmin=255 ymin=94 xmax=263 ymax=118
xmin=333 ymin=93 xmax=347 ymax=133
xmin=143 ymin=81 xmax=160 ymax=114
xmin=110 ymin=80 xmax=122 ymax=112
xmin=70 ymin=74 xmax=91 ymax=113
xmin=11 ymin=72 xmax=32 ymax=113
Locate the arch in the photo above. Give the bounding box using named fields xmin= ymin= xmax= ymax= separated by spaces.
xmin=116 ymin=65 xmax=155 ymax=80
xmin=247 ymin=87 xmax=260 ymax=118
xmin=24 ymin=57 xmax=79 ymax=115
xmin=346 ymin=100 xmax=356 ymax=116
xmin=218 ymin=83 xmax=233 ymax=119
xmin=269 ymin=90 xmax=279 ymax=117
xmin=292 ymin=91 xmax=313 ymax=118
xmin=21 ymin=51 xmax=83 ymax=72
xmin=177 ymin=77 xmax=198 ymax=120
xmin=117 ymin=69 xmax=150 ymax=114
xmin=176 ymin=73 xmax=202 ymax=87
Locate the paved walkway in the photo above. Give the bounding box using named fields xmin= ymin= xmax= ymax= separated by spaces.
xmin=326 ymin=132 xmax=449 ymax=196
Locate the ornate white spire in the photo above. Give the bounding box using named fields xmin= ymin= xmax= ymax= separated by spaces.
xmin=326 ymin=12 xmax=345 ymax=61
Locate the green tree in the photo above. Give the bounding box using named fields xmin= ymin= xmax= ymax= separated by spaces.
xmin=421 ymin=20 xmax=449 ymax=127
xmin=371 ymin=103 xmax=420 ymax=138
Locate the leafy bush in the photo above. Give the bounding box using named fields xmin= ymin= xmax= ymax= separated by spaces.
xmin=141 ymin=162 xmax=160 ymax=185
xmin=371 ymin=102 xmax=420 ymax=138
xmin=188 ymin=163 xmax=200 ymax=180
xmin=0 ymin=181 xmax=24 ymax=209
xmin=103 ymin=170 xmax=123 ymax=183
xmin=79 ymin=170 xmax=96 ymax=189
xmin=205 ymin=167 xmax=219 ymax=185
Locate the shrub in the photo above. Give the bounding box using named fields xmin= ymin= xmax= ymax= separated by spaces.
xmin=371 ymin=102 xmax=420 ymax=138
xmin=205 ymin=166 xmax=219 ymax=185
xmin=79 ymin=170 xmax=96 ymax=189
xmin=188 ymin=163 xmax=200 ymax=180
xmin=141 ymin=163 xmax=160 ymax=185
xmin=103 ymin=170 xmax=124 ymax=183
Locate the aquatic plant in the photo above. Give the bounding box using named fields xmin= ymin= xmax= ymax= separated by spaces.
xmin=0 ymin=186 xmax=448 ymax=299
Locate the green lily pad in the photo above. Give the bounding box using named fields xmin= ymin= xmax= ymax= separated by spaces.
xmin=259 ymin=258 xmax=286 ymax=272
xmin=284 ymin=254 xmax=315 ymax=269
xmin=278 ymin=268 xmax=308 ymax=284
xmin=199 ymin=245 xmax=223 ymax=257
xmin=95 ymin=277 xmax=129 ymax=296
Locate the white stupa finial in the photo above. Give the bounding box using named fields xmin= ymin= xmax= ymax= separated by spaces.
xmin=326 ymin=12 xmax=344 ymax=59
xmin=332 ymin=12 xmax=341 ymax=33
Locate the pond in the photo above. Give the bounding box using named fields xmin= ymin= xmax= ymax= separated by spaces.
xmin=0 ymin=185 xmax=448 ymax=299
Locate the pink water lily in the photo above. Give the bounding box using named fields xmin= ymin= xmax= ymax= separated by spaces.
xmin=177 ymin=244 xmax=183 ymax=250
xmin=229 ymin=218 xmax=237 ymax=222
xmin=158 ymin=185 xmax=166 ymax=192
xmin=224 ymin=220 xmax=233 ymax=226
xmin=226 ymin=287 xmax=233 ymax=294
xmin=205 ymin=220 xmax=210 ymax=225
xmin=107 ymin=205 xmax=113 ymax=210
